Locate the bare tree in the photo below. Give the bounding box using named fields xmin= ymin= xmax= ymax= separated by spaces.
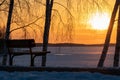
xmin=5 ymin=0 xmax=14 ymax=39
xmin=42 ymin=0 xmax=54 ymax=66
xmin=2 ymin=0 xmax=14 ymax=65
xmin=98 ymin=0 xmax=120 ymax=67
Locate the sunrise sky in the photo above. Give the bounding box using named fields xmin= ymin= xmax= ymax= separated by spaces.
xmin=49 ymin=0 xmax=116 ymax=44
xmin=69 ymin=0 xmax=117 ymax=44
xmin=0 ymin=0 xmax=117 ymax=44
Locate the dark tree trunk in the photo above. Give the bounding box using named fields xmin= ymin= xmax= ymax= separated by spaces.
xmin=42 ymin=0 xmax=53 ymax=66
xmin=2 ymin=0 xmax=14 ymax=65
xmin=97 ymin=0 xmax=119 ymax=67
xmin=113 ymin=6 xmax=120 ymax=67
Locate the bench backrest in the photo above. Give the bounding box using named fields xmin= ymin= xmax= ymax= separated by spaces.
xmin=6 ymin=39 xmax=36 ymax=48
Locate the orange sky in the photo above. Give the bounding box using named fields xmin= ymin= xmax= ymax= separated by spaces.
xmin=0 ymin=0 xmax=117 ymax=44
xmin=68 ymin=0 xmax=117 ymax=44
xmin=48 ymin=0 xmax=117 ymax=44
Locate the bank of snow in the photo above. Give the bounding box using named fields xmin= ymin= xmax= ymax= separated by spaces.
xmin=0 ymin=71 xmax=120 ymax=80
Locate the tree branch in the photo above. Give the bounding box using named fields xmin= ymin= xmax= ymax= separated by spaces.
xmin=0 ymin=0 xmax=6 ymax=6
xmin=10 ymin=15 xmax=44 ymax=33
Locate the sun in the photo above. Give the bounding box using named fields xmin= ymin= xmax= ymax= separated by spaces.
xmin=89 ymin=12 xmax=110 ymax=30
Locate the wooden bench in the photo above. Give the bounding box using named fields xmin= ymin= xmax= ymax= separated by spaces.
xmin=6 ymin=39 xmax=50 ymax=66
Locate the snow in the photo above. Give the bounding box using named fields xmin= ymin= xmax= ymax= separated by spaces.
xmin=0 ymin=46 xmax=119 ymax=80
xmin=0 ymin=71 xmax=120 ymax=80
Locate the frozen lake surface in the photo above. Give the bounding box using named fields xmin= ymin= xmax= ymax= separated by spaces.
xmin=0 ymin=46 xmax=120 ymax=80
xmin=0 ymin=46 xmax=115 ymax=67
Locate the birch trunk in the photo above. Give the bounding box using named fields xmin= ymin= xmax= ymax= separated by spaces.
xmin=42 ymin=0 xmax=53 ymax=66
xmin=97 ymin=0 xmax=119 ymax=67
xmin=113 ymin=6 xmax=120 ymax=67
xmin=2 ymin=0 xmax=14 ymax=65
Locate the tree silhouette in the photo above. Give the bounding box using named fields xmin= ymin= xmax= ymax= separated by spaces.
xmin=98 ymin=0 xmax=120 ymax=67
xmin=41 ymin=0 xmax=54 ymax=66
xmin=2 ymin=0 xmax=14 ymax=65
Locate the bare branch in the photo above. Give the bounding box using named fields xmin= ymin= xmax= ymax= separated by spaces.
xmin=10 ymin=15 xmax=44 ymax=33
xmin=52 ymin=9 xmax=65 ymax=26
xmin=0 ymin=0 xmax=6 ymax=6
xmin=54 ymin=2 xmax=73 ymax=18
xmin=34 ymin=0 xmax=45 ymax=6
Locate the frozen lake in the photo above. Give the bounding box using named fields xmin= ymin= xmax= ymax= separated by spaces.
xmin=0 ymin=46 xmax=116 ymax=67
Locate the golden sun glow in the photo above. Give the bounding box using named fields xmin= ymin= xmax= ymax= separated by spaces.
xmin=89 ymin=12 xmax=110 ymax=30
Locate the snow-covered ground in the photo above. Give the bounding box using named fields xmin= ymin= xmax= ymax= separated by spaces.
xmin=0 ymin=71 xmax=120 ymax=80
xmin=0 ymin=46 xmax=117 ymax=80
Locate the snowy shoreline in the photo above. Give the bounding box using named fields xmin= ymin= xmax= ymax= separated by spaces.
xmin=0 ymin=71 xmax=120 ymax=80
xmin=0 ymin=66 xmax=120 ymax=76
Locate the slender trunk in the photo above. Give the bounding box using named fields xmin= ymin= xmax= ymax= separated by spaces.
xmin=2 ymin=0 xmax=14 ymax=65
xmin=113 ymin=5 xmax=120 ymax=67
xmin=42 ymin=0 xmax=53 ymax=66
xmin=97 ymin=0 xmax=119 ymax=67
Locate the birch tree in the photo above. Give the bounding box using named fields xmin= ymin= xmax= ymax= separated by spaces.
xmin=2 ymin=0 xmax=14 ymax=65
xmin=41 ymin=0 xmax=54 ymax=66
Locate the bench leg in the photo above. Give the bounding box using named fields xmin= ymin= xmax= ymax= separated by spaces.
xmin=30 ymin=54 xmax=34 ymax=66
xmin=41 ymin=55 xmax=46 ymax=67
xmin=9 ymin=54 xmax=13 ymax=66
